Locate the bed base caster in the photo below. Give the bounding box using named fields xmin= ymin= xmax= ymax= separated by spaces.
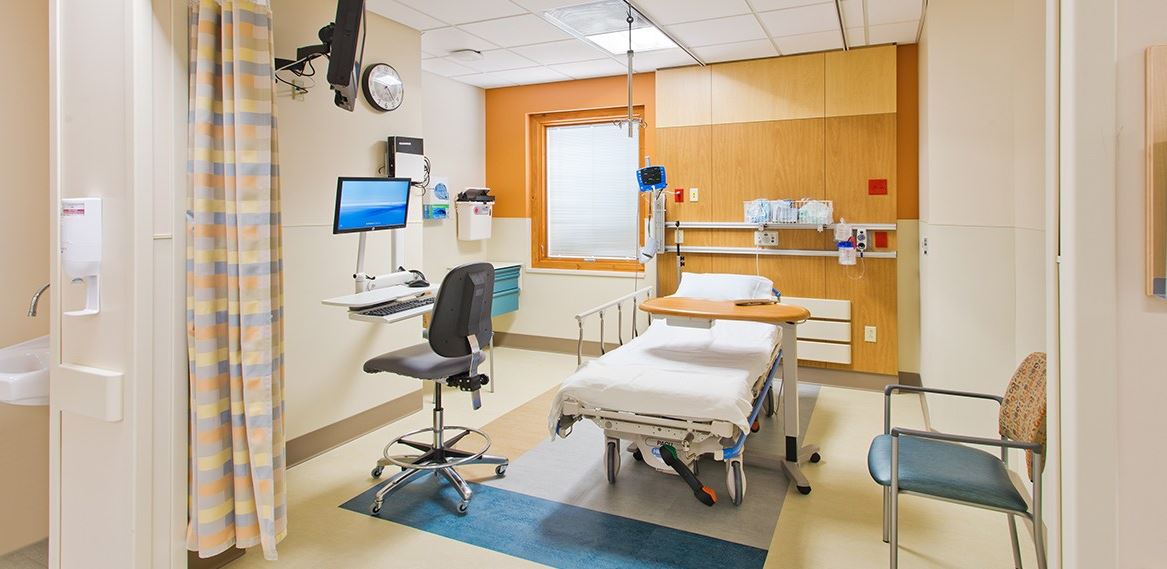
xmin=632 ymin=449 xmax=644 ymax=462
xmin=797 ymin=485 xmax=812 ymax=495
xmin=604 ymin=438 xmax=621 ymax=483
xmin=726 ymin=460 xmax=746 ymax=506
xmin=809 ymin=452 xmax=821 ymax=463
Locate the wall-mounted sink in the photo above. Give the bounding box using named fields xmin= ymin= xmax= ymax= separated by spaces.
xmin=0 ymin=336 xmax=49 ymax=406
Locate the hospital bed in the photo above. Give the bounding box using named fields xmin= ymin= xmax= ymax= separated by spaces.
xmin=549 ymin=273 xmax=820 ymax=506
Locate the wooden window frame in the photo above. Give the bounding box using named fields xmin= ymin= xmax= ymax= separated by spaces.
xmin=529 ymin=106 xmax=647 ymax=272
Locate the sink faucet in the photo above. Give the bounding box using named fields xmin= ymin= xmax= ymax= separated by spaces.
xmin=28 ymin=283 xmax=49 ymax=317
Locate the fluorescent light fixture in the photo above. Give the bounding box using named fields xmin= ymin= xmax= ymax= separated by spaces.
xmin=587 ymin=26 xmax=676 ymax=54
xmin=543 ymin=0 xmax=685 ymax=55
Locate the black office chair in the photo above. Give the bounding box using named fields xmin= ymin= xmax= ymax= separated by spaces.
xmin=362 ymin=262 xmax=508 ymax=515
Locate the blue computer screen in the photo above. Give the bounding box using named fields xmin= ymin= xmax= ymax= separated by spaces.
xmin=333 ymin=178 xmax=411 ymax=233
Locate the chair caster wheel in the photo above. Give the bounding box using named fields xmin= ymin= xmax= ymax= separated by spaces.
xmin=371 ymin=466 xmax=385 ymax=478
xmin=797 ymin=485 xmax=812 ymax=495
xmin=495 ymin=464 xmax=508 ymax=476
xmin=809 ymin=452 xmax=821 ymax=463
xmin=457 ymin=501 xmax=470 ymax=514
xmin=371 ymin=502 xmax=382 ymax=515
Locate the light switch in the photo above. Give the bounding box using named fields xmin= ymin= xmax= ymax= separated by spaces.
xmin=689 ymin=188 xmax=699 ymax=202
xmin=864 ymin=326 xmax=877 ymax=343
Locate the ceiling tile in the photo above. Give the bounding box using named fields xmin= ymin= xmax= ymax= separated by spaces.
xmin=421 ymin=58 xmax=478 ymax=77
xmin=758 ymin=3 xmax=841 ymax=38
xmin=748 ymin=0 xmax=833 ymax=12
xmin=867 ymin=0 xmax=923 ymax=25
xmin=421 ymin=27 xmax=499 ymax=56
xmin=632 ymin=0 xmax=752 ymax=25
xmin=867 ymin=20 xmax=919 ymax=44
xmin=457 ymin=72 xmax=519 ymax=89
xmin=488 ymin=66 xmax=573 ymax=85
xmin=839 ymin=0 xmax=865 ymax=28
xmin=631 ymin=48 xmax=699 ymax=73
xmin=773 ymin=29 xmax=844 ymax=54
xmin=454 ymin=49 xmax=540 ymax=72
xmin=665 ymin=14 xmax=768 ymax=48
xmin=845 ymin=27 xmax=868 ymax=47
xmin=549 ymin=58 xmax=628 ymax=79
xmin=366 ymin=0 xmax=447 ymax=30
xmin=397 ymin=0 xmax=526 ymax=25
xmin=510 ymin=0 xmax=590 ymax=12
xmin=693 ymin=39 xmax=778 ymax=63
xmin=460 ymin=14 xmax=572 ymax=47
xmin=512 ymin=39 xmax=611 ymax=65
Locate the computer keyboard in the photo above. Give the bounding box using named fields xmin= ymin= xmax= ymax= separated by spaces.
xmin=358 ymin=296 xmax=435 ymax=317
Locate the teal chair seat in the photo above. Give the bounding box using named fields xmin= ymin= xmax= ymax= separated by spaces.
xmin=868 ymin=434 xmax=1028 ymax=513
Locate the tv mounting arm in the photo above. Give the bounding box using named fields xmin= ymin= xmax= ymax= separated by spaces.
xmin=274 ymin=23 xmax=334 ymax=74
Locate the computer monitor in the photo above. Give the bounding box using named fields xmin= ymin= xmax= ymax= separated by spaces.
xmin=333 ymin=177 xmax=411 ymax=234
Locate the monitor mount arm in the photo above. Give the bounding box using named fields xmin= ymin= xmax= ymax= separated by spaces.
xmin=352 ymin=232 xmax=413 ymax=293
xmin=275 ymin=23 xmax=335 ymax=74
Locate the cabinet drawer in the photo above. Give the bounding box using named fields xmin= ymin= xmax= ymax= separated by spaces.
xmin=491 ymin=289 xmax=520 ymax=317
xmin=494 ymin=266 xmax=521 ymax=293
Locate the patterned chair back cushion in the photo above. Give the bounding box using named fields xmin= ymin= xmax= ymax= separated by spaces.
xmin=999 ymin=352 xmax=1047 ymax=478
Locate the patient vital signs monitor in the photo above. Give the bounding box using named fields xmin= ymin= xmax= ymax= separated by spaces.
xmin=333 ymin=177 xmax=411 ymax=234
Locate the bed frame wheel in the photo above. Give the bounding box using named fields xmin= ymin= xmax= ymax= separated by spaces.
xmin=604 ymin=439 xmax=621 ymax=483
xmin=632 ymin=449 xmax=644 ymax=462
xmin=726 ymin=460 xmax=746 ymax=506
xmin=797 ymin=485 xmax=812 ymax=495
xmin=809 ymin=452 xmax=821 ymax=463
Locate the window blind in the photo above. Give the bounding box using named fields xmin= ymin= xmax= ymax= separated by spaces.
xmin=545 ymin=122 xmax=639 ymax=260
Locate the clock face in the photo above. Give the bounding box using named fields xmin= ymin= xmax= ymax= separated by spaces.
xmin=362 ymin=64 xmax=404 ymax=112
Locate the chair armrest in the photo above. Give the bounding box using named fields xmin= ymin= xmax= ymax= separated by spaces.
xmin=883 ymin=384 xmax=1003 ymax=434
xmin=891 ymin=427 xmax=1043 ymax=453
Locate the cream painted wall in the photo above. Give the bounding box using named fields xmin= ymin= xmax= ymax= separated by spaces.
xmin=420 ymin=72 xmax=489 ymax=280
xmin=1114 ymin=0 xmax=1167 ymax=564
xmin=272 ymin=1 xmax=426 ymax=439
xmin=917 ymin=0 xmax=1047 ymax=438
xmin=0 ymin=0 xmax=50 ymax=556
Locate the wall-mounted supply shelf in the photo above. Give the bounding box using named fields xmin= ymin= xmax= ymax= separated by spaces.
xmin=664 ymin=245 xmax=898 ymax=259
xmin=665 ymin=221 xmax=898 ymax=231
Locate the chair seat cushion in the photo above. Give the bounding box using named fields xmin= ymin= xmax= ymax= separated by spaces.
xmin=868 ymin=434 xmax=1029 ymax=513
xmin=363 ymin=343 xmax=485 ymax=380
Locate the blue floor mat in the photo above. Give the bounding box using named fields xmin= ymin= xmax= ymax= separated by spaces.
xmin=340 ymin=477 xmax=768 ymax=569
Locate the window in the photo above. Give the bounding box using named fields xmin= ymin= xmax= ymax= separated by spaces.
xmin=530 ymin=107 xmax=645 ymax=271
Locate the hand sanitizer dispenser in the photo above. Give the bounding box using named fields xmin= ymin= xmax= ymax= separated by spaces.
xmin=60 ymin=198 xmax=102 ymax=316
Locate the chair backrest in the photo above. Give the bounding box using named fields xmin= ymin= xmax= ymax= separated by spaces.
xmin=999 ymin=352 xmax=1047 ymax=477
xmin=428 ymin=262 xmax=495 ymax=359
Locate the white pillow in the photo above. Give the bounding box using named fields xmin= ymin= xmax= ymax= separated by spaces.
xmin=672 ymin=273 xmax=774 ymax=301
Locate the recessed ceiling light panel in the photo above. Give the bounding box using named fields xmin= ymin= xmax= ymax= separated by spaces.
xmin=543 ymin=0 xmax=683 ymax=55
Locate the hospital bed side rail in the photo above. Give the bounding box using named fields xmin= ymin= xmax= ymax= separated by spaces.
xmin=573 ymin=286 xmax=655 ymax=365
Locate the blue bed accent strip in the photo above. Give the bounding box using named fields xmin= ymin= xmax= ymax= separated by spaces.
xmin=340 ymin=480 xmax=769 ymax=569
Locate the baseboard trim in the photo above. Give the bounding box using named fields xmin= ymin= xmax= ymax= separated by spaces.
xmin=797 ymin=366 xmax=899 ymax=391
xmin=187 ymin=548 xmax=245 ymax=569
xmin=286 ymin=387 xmax=424 ymax=469
xmin=493 ymin=332 xmax=618 ymax=359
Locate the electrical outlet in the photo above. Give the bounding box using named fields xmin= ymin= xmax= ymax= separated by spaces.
xmin=292 ymin=79 xmax=305 ymax=101
xmin=864 ymin=326 xmax=877 ymax=343
xmin=675 ymin=229 xmax=684 ymax=244
xmin=689 ymin=187 xmax=699 ymax=202
xmin=754 ymin=230 xmax=778 ymax=246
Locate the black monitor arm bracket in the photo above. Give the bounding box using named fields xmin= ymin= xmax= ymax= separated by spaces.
xmin=275 ymin=23 xmax=334 ymax=74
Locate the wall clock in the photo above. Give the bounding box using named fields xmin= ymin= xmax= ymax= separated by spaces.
xmin=362 ymin=63 xmax=404 ymax=112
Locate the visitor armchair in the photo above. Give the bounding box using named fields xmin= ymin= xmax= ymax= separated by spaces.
xmin=868 ymin=353 xmax=1048 ymax=569
xmin=362 ymin=262 xmax=509 ymax=515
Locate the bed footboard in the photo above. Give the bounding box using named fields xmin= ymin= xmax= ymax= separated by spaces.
xmin=572 ymin=286 xmax=655 ymax=365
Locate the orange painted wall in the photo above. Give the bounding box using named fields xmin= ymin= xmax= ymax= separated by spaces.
xmin=485 ymin=73 xmax=656 ymax=218
xmin=896 ymin=44 xmax=920 ymax=220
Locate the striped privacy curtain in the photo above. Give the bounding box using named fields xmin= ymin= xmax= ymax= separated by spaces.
xmin=186 ymin=0 xmax=287 ymax=560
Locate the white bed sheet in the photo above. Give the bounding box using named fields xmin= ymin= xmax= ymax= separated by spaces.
xmin=549 ymin=318 xmax=781 ymax=435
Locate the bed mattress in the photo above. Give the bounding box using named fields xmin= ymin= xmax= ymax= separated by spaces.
xmin=549 ymin=318 xmax=781 ymax=435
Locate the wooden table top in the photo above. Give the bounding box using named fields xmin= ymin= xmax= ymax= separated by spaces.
xmin=640 ymin=297 xmax=811 ymax=325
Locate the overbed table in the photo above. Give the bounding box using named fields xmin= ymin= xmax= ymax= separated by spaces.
xmin=638 ymin=297 xmax=821 ymax=494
